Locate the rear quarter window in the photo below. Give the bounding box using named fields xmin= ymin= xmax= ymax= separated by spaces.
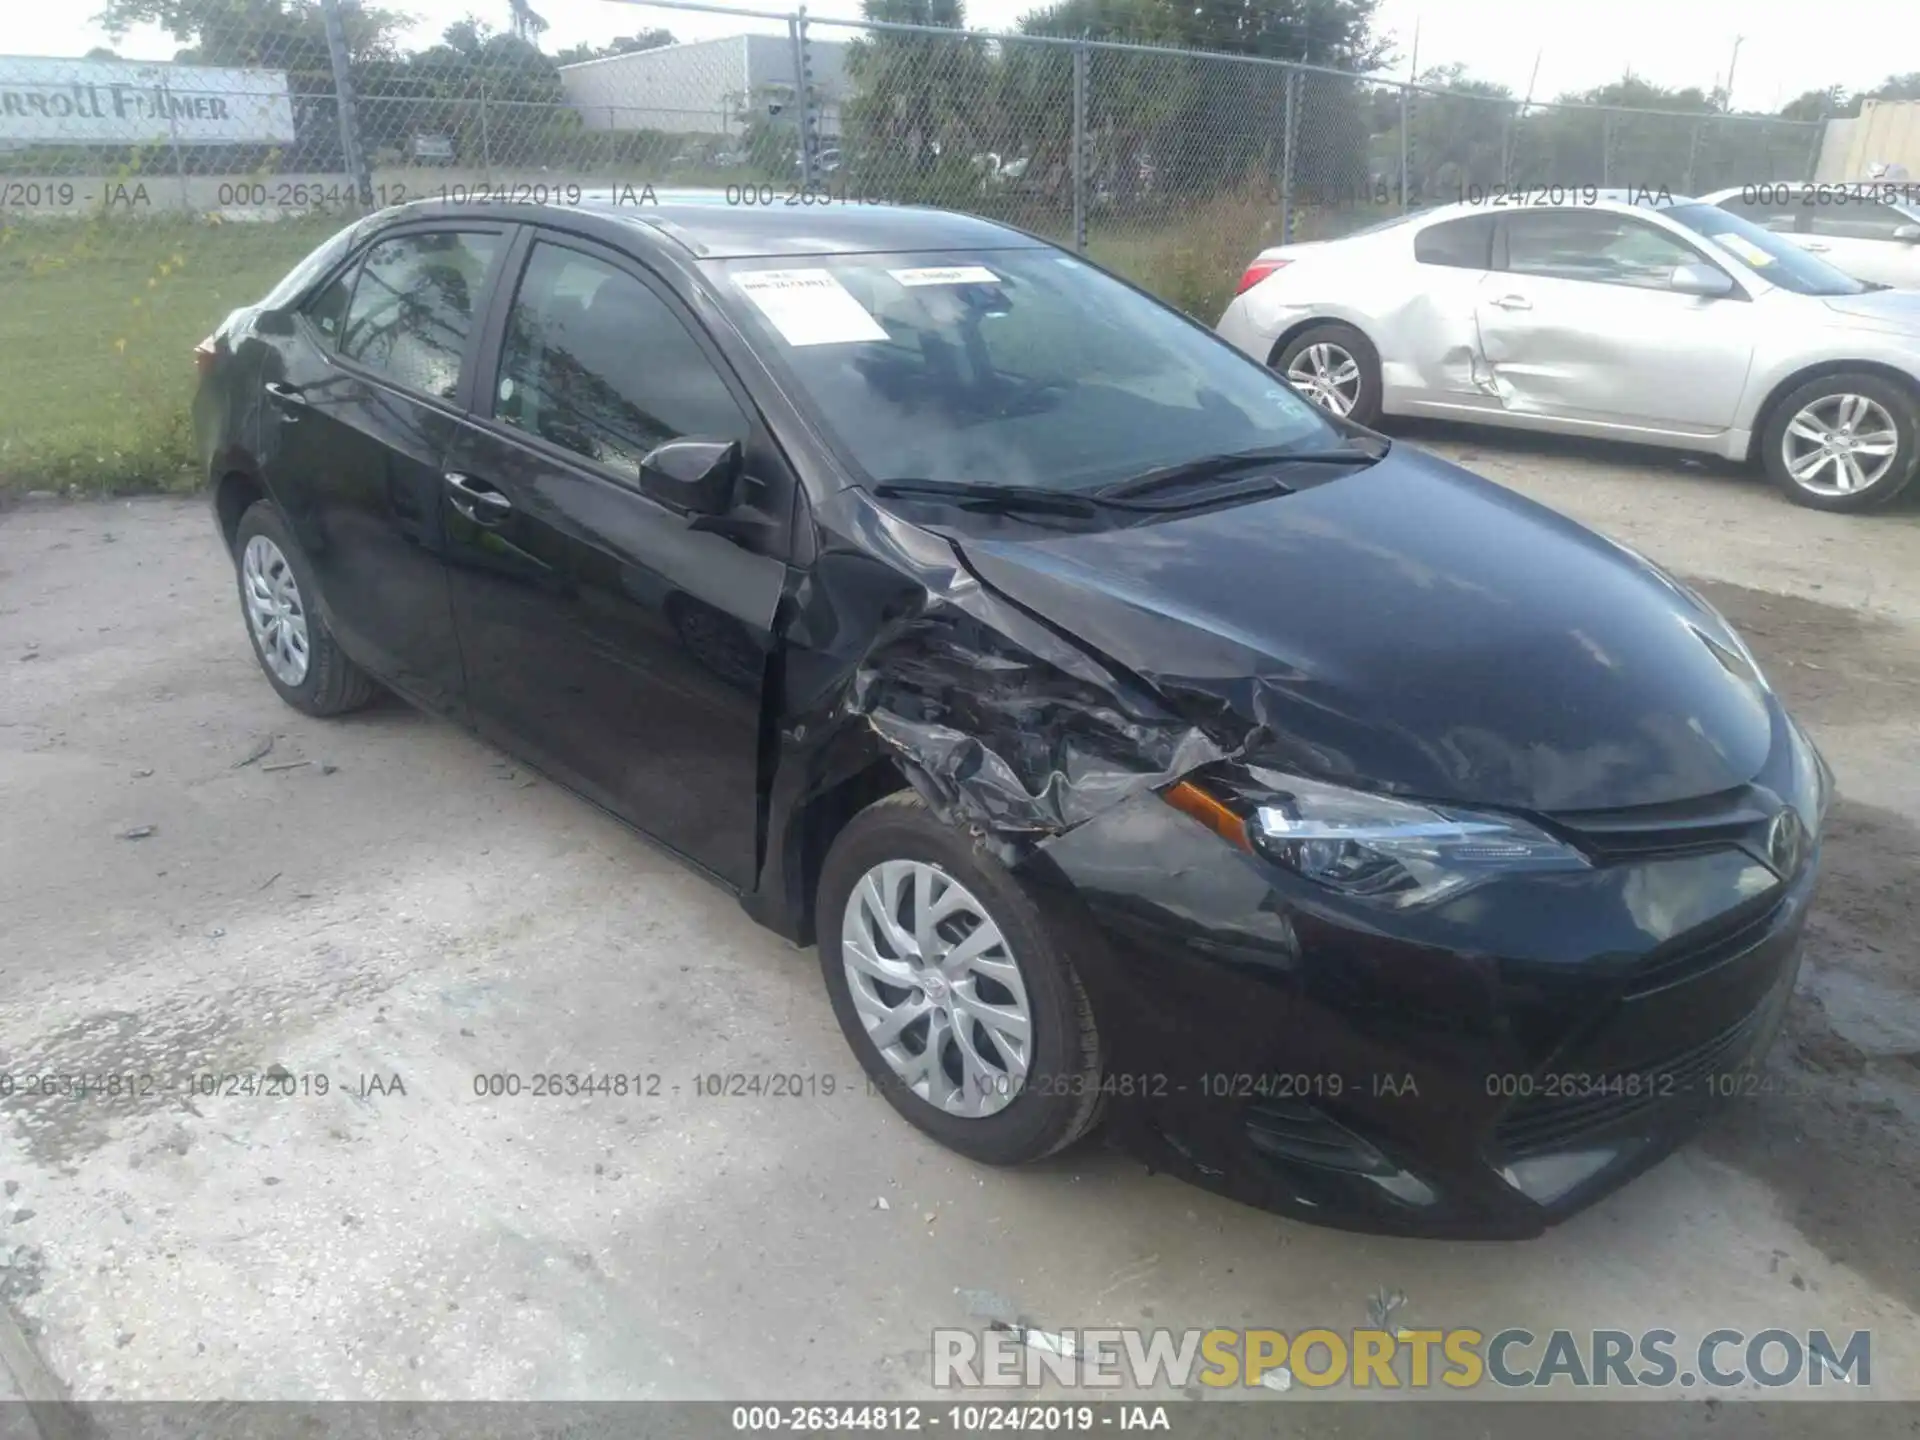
xmin=1414 ymin=215 xmax=1495 ymax=268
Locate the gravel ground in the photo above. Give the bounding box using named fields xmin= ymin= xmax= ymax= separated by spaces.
xmin=0 ymin=433 xmax=1917 ymax=1419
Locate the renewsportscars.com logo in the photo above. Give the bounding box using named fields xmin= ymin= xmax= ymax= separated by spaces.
xmin=932 ymin=1326 xmax=1870 ymax=1391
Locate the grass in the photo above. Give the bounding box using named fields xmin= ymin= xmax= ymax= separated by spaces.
xmin=0 ymin=214 xmax=341 ymax=495
xmin=0 ymin=188 xmax=1395 ymax=496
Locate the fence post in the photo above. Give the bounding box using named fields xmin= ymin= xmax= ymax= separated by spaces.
xmin=1600 ymin=111 xmax=1612 ymax=187
xmin=1278 ymin=68 xmax=1297 ymax=245
xmin=790 ymin=8 xmax=815 ymax=189
xmin=1805 ymin=117 xmax=1826 ymax=182
xmin=159 ymin=69 xmax=192 ymax=212
xmin=478 ymin=76 xmax=491 ymax=177
xmin=320 ymin=0 xmax=374 ymax=207
xmin=1500 ymin=104 xmax=1514 ymax=189
xmin=1682 ymin=116 xmax=1700 ymax=193
xmin=1398 ymin=81 xmax=1409 ymax=212
xmin=1071 ymin=41 xmax=1088 ymax=252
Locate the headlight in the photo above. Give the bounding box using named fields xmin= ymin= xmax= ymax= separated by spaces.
xmin=1164 ymin=769 xmax=1590 ymax=908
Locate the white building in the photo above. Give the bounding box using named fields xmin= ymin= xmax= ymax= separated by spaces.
xmin=559 ymin=35 xmax=847 ymax=140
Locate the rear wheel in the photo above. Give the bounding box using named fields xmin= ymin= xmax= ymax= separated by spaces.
xmin=232 ymin=500 xmax=377 ymax=717
xmin=1275 ymin=322 xmax=1382 ymax=425
xmin=817 ymin=792 xmax=1105 ymax=1166
xmin=1761 ymin=373 xmax=1918 ymax=512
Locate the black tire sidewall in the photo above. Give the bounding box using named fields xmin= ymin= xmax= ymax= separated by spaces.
xmin=1276 ymin=322 xmax=1383 ymax=426
xmin=817 ymin=796 xmax=1101 ymax=1165
xmin=232 ymin=500 xmax=338 ymax=714
xmin=1762 ymin=374 xmax=1919 ymax=512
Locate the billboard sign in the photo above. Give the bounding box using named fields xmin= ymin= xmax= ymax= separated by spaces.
xmin=0 ymin=56 xmax=297 ymax=145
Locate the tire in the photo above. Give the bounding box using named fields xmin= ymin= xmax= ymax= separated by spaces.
xmin=231 ymin=499 xmax=378 ymax=717
xmin=1761 ymin=372 xmax=1918 ymax=513
xmin=1274 ymin=321 xmax=1382 ymax=426
xmin=818 ymin=791 xmax=1105 ymax=1165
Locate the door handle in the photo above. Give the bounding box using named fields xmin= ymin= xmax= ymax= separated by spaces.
xmin=1801 ymin=241 xmax=1831 ymax=252
xmin=445 ymin=471 xmax=512 ymax=524
xmin=1490 ymin=294 xmax=1533 ymax=311
xmin=263 ymin=381 xmax=304 ymax=416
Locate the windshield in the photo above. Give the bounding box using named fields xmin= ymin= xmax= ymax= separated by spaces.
xmin=1664 ymin=203 xmax=1870 ymax=296
xmin=712 ymin=249 xmax=1341 ymax=492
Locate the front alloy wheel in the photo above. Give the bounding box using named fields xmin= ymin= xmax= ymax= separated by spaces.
xmin=1761 ymin=372 xmax=1917 ymax=512
xmin=841 ymin=859 xmax=1033 ymax=1118
xmin=817 ymin=791 xmax=1105 ymax=1165
xmin=1781 ymin=393 xmax=1900 ymax=498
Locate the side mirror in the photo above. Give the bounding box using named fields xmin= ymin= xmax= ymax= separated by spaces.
xmin=1669 ymin=263 xmax=1735 ymax=298
xmin=1894 ymin=224 xmax=1920 ymax=244
xmin=639 ymin=439 xmax=741 ymax=517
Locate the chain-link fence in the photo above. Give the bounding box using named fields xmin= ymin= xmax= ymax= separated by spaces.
xmin=1 ymin=0 xmax=1824 ymax=490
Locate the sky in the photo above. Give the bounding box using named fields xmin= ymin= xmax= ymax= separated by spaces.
xmin=8 ymin=0 xmax=1917 ymax=111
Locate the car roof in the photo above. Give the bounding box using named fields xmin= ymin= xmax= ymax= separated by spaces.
xmin=379 ymin=190 xmax=1050 ymax=260
xmin=1404 ymin=190 xmax=1697 ymax=228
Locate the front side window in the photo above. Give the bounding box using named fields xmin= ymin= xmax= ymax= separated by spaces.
xmin=1501 ymin=211 xmax=1703 ymax=289
xmin=711 ymin=249 xmax=1338 ymax=493
xmin=1807 ymin=199 xmax=1916 ymax=241
xmin=336 ymin=230 xmax=503 ymax=399
xmin=493 ymin=242 xmax=749 ymax=484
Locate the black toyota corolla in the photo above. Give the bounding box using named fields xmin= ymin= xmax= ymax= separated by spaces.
xmin=192 ymin=197 xmax=1830 ymax=1237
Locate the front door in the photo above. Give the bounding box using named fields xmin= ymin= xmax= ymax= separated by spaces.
xmin=256 ymin=225 xmax=510 ymax=712
xmin=1475 ymin=210 xmax=1754 ymax=436
xmin=443 ymin=235 xmax=791 ymax=888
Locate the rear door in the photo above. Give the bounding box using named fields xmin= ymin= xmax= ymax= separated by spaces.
xmin=1474 ymin=210 xmax=1754 ymax=435
xmin=257 ymin=224 xmax=511 ymax=712
xmin=442 ymin=232 xmax=792 ymax=888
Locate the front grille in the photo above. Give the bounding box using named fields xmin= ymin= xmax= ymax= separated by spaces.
xmin=1494 ymin=1004 xmax=1772 ymax=1157
xmin=1627 ymin=891 xmax=1787 ymax=996
xmin=1545 ymin=786 xmax=1775 ymax=862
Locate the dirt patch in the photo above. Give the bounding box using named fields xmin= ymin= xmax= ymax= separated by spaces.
xmin=1691 ymin=579 xmax=1920 ymax=731
xmin=1699 ymin=796 xmax=1920 ymax=1313
xmin=1653 ymin=585 xmax=1920 ymax=1312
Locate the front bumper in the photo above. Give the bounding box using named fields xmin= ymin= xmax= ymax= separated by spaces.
xmin=1024 ymin=778 xmax=1819 ymax=1239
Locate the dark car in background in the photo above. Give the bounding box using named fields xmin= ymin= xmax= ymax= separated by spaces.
xmin=192 ymin=198 xmax=1831 ymax=1237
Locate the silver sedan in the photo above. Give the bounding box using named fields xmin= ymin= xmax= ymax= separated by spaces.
xmin=1215 ymin=193 xmax=1920 ymax=511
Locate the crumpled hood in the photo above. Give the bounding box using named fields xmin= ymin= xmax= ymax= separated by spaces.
xmin=950 ymin=451 xmax=1778 ymax=813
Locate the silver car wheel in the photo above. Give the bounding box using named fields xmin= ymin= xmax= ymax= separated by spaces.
xmin=1286 ymin=342 xmax=1363 ymax=417
xmin=840 ymin=858 xmax=1033 ymax=1118
xmin=1782 ymin=394 xmax=1900 ymax=498
xmin=241 ymin=534 xmax=311 ymax=687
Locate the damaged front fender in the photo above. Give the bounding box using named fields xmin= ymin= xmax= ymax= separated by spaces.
xmin=764 ymin=489 xmax=1235 ymax=899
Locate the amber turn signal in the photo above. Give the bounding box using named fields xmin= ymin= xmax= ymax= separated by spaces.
xmin=1161 ymin=779 xmax=1252 ymax=851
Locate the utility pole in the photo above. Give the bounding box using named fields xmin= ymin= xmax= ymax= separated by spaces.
xmin=1725 ymin=35 xmax=1744 ymax=112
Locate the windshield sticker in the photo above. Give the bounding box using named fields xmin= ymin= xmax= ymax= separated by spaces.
xmin=734 ymin=269 xmax=889 ymax=346
xmin=889 ymin=265 xmax=1001 ymax=287
xmin=1715 ymin=234 xmax=1776 ymax=268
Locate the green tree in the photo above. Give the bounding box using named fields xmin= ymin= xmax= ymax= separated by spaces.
xmin=93 ymin=0 xmax=407 ymax=66
xmin=842 ymin=0 xmax=994 ymax=203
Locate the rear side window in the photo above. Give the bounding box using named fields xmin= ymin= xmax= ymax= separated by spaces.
xmin=335 ymin=231 xmax=504 ymax=400
xmin=304 ymin=269 xmax=354 ymax=346
xmin=492 ymin=241 xmax=748 ymax=484
xmin=1414 ymin=215 xmax=1494 ymax=268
